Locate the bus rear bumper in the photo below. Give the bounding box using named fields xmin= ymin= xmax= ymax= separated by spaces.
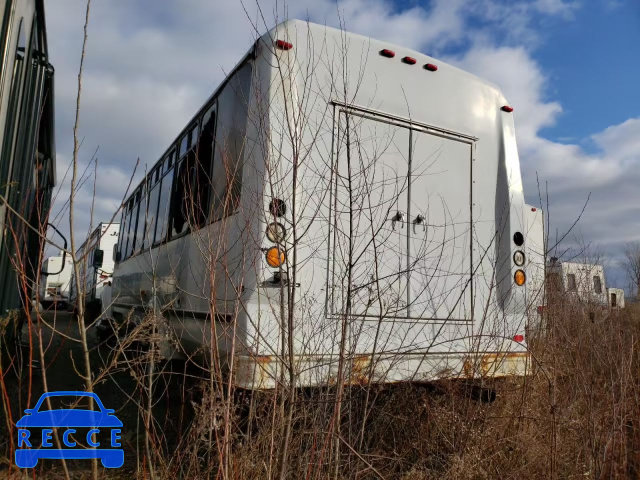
xmin=233 ymin=350 xmax=532 ymax=390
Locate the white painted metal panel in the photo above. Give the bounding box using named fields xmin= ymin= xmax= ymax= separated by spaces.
xmin=407 ymin=131 xmax=472 ymax=320
xmin=331 ymin=113 xmax=410 ymax=319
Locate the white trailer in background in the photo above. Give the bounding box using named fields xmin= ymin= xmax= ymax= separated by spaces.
xmin=69 ymin=222 xmax=119 ymax=320
xmin=39 ymin=252 xmax=73 ymax=308
xmin=111 ymin=20 xmax=542 ymax=389
xmin=547 ymin=260 xmax=608 ymax=306
xmin=607 ymin=288 xmax=625 ymax=308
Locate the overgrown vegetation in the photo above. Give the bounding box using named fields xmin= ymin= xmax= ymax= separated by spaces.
xmin=1 ymin=297 xmax=639 ymax=479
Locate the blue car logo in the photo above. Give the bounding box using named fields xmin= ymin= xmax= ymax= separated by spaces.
xmin=15 ymin=391 xmax=123 ymax=469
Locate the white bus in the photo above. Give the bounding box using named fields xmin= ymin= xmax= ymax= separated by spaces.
xmin=69 ymin=222 xmax=120 ymax=320
xmin=39 ymin=251 xmax=73 ymax=308
xmin=110 ymin=20 xmax=542 ymax=389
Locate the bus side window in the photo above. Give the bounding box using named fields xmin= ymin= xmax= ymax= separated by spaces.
xmin=134 ymin=184 xmax=147 ymax=255
xmin=170 ymin=156 xmax=190 ymax=238
xmin=210 ymin=62 xmax=251 ymax=222
xmin=117 ymin=206 xmax=128 ymax=261
xmin=144 ymin=170 xmax=161 ymax=250
xmin=122 ymin=200 xmax=134 ymax=259
xmin=179 ymin=132 xmax=189 ymax=159
xmin=155 ymin=167 xmax=174 ymax=244
xmin=170 ymin=123 xmax=199 ymax=238
xmin=195 ymin=103 xmax=216 ymax=227
xmin=127 ymin=191 xmax=141 ymax=258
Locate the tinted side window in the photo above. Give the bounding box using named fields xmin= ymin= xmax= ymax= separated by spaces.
xmin=117 ymin=207 xmax=128 ymax=260
xmin=165 ymin=149 xmax=175 ymax=171
xmin=567 ymin=273 xmax=577 ymax=291
xmin=125 ymin=204 xmax=138 ymax=259
xmin=155 ymin=169 xmax=174 ymax=244
xmin=170 ymin=156 xmax=191 ymax=238
xmin=134 ymin=186 xmax=147 ymax=254
xmin=179 ymin=133 xmax=189 ymax=158
xmin=123 ymin=202 xmax=134 ymax=259
xmin=126 ymin=191 xmax=141 ymax=258
xmin=144 ymin=180 xmax=161 ymax=250
xmin=194 ymin=104 xmax=216 ymax=227
xmin=211 ymin=62 xmax=252 ymax=221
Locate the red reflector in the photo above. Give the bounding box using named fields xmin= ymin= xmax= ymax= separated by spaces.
xmin=99 ymin=274 xmax=109 ymax=279
xmin=513 ymin=334 xmax=524 ymax=342
xmin=531 ymin=207 xmax=537 ymax=212
xmin=501 ymin=105 xmax=514 ymax=112
xmin=424 ymin=63 xmax=438 ymax=71
xmin=275 ymin=40 xmax=293 ymax=51
xmin=537 ymin=306 xmax=545 ymax=314
xmin=380 ymin=49 xmax=395 ymax=58
xmin=402 ymin=56 xmax=417 ymax=65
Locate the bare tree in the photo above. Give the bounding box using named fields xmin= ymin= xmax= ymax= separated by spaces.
xmin=621 ymin=241 xmax=640 ymax=300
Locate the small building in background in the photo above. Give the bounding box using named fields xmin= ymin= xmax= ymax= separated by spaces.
xmin=607 ymin=288 xmax=625 ymax=308
xmin=547 ymin=259 xmax=609 ymax=306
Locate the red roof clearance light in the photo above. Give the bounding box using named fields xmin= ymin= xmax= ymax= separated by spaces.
xmin=275 ymin=40 xmax=293 ymax=51
xmin=424 ymin=63 xmax=438 ymax=71
xmin=380 ymin=49 xmax=396 ymax=58
xmin=402 ymin=56 xmax=417 ymax=65
xmin=513 ymin=334 xmax=525 ymax=342
xmin=501 ymin=105 xmax=514 ymax=112
xmin=531 ymin=207 xmax=537 ymax=212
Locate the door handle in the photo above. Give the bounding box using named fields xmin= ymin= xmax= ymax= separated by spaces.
xmin=391 ymin=211 xmax=405 ymax=230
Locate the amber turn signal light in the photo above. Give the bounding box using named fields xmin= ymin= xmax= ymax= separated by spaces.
xmin=514 ymin=270 xmax=526 ymax=286
xmin=266 ymin=247 xmax=285 ymax=267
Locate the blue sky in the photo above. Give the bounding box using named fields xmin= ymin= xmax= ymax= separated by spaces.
xmin=45 ymin=0 xmax=639 ymax=290
xmin=534 ymin=2 xmax=640 ymax=144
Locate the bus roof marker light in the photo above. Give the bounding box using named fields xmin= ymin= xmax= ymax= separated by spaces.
xmin=501 ymin=105 xmax=514 ymax=112
xmin=380 ymin=49 xmax=395 ymax=58
xmin=513 ymin=334 xmax=524 ymax=342
xmin=402 ymin=56 xmax=417 ymax=65
xmin=275 ymin=40 xmax=293 ymax=50
xmin=424 ymin=63 xmax=438 ymax=71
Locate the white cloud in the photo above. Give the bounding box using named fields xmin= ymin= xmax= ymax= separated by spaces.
xmin=592 ymin=118 xmax=640 ymax=164
xmin=449 ymin=45 xmax=562 ymax=148
xmin=452 ymin=46 xmax=640 ymax=264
